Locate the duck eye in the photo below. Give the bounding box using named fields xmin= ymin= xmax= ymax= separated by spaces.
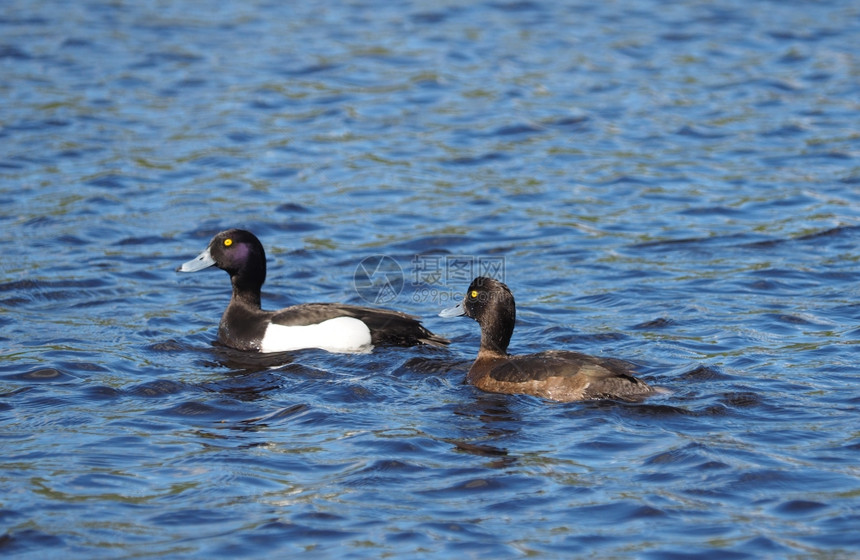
xmin=470 ymin=290 xmax=478 ymax=299
xmin=223 ymin=238 xmax=233 ymax=247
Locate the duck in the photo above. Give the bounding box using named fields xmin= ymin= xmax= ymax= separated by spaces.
xmin=439 ymin=277 xmax=654 ymax=402
xmin=177 ymin=229 xmax=448 ymax=353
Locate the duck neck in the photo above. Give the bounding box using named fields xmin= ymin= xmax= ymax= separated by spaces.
xmin=230 ymin=274 xmax=262 ymax=309
xmin=478 ymin=317 xmax=513 ymax=357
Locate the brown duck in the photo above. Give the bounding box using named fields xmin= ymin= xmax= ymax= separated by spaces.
xmin=440 ymin=277 xmax=654 ymax=402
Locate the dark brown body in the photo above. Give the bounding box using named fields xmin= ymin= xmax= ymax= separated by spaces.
xmin=468 ymin=349 xmax=653 ymax=402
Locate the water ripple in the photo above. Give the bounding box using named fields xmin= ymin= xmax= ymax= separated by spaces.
xmin=1 ymin=0 xmax=859 ymax=557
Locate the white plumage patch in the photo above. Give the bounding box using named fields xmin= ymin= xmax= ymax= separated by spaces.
xmin=259 ymin=316 xmax=372 ymax=353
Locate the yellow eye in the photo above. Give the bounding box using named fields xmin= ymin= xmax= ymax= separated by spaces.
xmin=470 ymin=290 xmax=478 ymax=299
xmin=224 ymin=238 xmax=233 ymax=247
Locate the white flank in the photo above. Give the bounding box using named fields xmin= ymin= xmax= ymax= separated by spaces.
xmin=259 ymin=316 xmax=373 ymax=353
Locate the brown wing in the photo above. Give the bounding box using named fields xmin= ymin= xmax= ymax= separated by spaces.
xmin=488 ymin=351 xmax=635 ymax=383
xmin=487 ymin=351 xmax=651 ymax=400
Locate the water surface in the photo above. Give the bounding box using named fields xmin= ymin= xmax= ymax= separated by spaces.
xmin=2 ymin=0 xmax=859 ymax=557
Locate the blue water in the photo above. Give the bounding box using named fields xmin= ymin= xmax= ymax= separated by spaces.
xmin=2 ymin=0 xmax=860 ymax=557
